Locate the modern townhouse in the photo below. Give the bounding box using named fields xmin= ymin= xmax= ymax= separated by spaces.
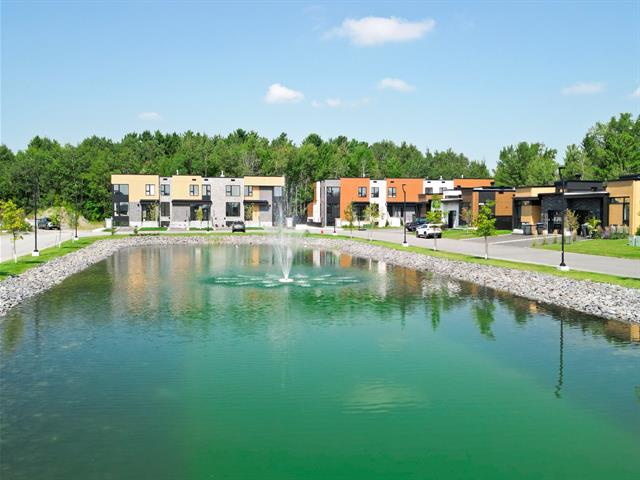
xmin=243 ymin=176 xmax=285 ymax=227
xmin=307 ymin=177 xmax=467 ymax=227
xmin=110 ymin=174 xmax=284 ymax=228
xmin=606 ymin=174 xmax=640 ymax=234
xmin=512 ymin=174 xmax=640 ymax=234
xmin=471 ymin=186 xmax=516 ymax=230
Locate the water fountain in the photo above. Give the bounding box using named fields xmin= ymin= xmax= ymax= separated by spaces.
xmin=273 ymin=202 xmax=297 ymax=282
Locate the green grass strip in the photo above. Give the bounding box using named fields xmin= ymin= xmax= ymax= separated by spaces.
xmin=535 ymin=238 xmax=640 ymax=260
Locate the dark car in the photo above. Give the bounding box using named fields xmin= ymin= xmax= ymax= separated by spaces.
xmin=37 ymin=217 xmax=59 ymax=230
xmin=406 ymin=217 xmax=428 ymax=232
xmin=231 ymin=221 xmax=246 ymax=233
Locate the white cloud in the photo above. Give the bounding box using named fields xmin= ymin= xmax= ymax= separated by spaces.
xmin=325 ymin=16 xmax=435 ymax=46
xmin=138 ymin=112 xmax=162 ymax=121
xmin=561 ymin=82 xmax=605 ymax=95
xmin=378 ymin=78 xmax=415 ymax=92
xmin=310 ymin=97 xmax=370 ymax=109
xmin=631 ymin=86 xmax=640 ymax=98
xmin=264 ymin=83 xmax=304 ymax=104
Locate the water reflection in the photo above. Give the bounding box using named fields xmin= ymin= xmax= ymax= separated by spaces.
xmin=1 ymin=244 xmax=639 ymax=479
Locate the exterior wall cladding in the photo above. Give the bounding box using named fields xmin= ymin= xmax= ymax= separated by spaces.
xmin=110 ymin=174 xmax=284 ymax=228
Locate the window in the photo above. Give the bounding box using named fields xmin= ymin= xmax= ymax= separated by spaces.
xmin=244 ymin=186 xmax=253 ymax=196
xmin=145 ymin=184 xmax=155 ymax=196
xmin=273 ymin=186 xmax=283 ymax=197
xmin=388 ymin=187 xmax=397 ymax=198
xmin=160 ymin=184 xmax=170 ymax=196
xmin=425 ymin=187 xmax=433 ymax=194
xmin=189 ymin=184 xmax=199 ymax=196
xmin=113 ymin=184 xmax=129 ymax=195
xmin=226 ymin=185 xmax=240 ymax=197
xmin=358 ymin=186 xmax=367 ymax=198
xmin=202 ymin=184 xmax=211 ymax=197
xmin=226 ymin=202 xmax=240 ymax=217
xmin=371 ymin=187 xmax=379 ymax=198
xmin=327 ymin=186 xmax=340 ymax=198
xmin=160 ymin=202 xmax=170 ymax=217
xmin=114 ymin=203 xmax=128 ymax=216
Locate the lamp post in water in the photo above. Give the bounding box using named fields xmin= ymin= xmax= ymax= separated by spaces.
xmin=558 ymin=166 xmax=569 ymax=271
xmin=402 ymin=184 xmax=408 ymax=247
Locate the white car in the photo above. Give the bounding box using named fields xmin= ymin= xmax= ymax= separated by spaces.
xmin=416 ymin=223 xmax=442 ymax=239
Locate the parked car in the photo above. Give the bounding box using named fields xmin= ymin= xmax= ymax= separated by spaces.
xmin=231 ymin=221 xmax=246 ymax=233
xmin=37 ymin=217 xmax=59 ymax=230
xmin=406 ymin=217 xmax=428 ymax=232
xmin=416 ymin=223 xmax=442 ymax=239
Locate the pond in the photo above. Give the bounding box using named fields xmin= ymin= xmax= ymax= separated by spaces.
xmin=1 ymin=244 xmax=639 ymax=479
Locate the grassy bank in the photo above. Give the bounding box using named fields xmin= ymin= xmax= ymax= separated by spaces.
xmin=0 ymin=236 xmax=114 ymax=280
xmin=304 ymin=233 xmax=640 ymax=290
xmin=537 ymin=238 xmax=640 ymax=260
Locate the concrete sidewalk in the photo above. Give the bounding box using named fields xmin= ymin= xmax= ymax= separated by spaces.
xmin=345 ymin=228 xmax=640 ymax=279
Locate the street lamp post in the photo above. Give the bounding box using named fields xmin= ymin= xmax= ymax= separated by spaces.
xmin=402 ymin=184 xmax=408 ymax=247
xmin=32 ymin=176 xmax=40 ymax=256
xmin=558 ymin=167 xmax=569 ymax=271
xmin=73 ymin=182 xmax=79 ymax=241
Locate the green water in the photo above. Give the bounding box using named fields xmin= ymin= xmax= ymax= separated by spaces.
xmin=1 ymin=245 xmax=639 ymax=479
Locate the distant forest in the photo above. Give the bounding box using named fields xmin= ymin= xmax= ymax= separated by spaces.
xmin=0 ymin=113 xmax=637 ymax=221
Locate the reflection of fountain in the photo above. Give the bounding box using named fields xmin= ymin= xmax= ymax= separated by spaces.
xmin=273 ymin=202 xmax=298 ymax=282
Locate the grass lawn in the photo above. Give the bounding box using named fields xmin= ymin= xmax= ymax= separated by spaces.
xmin=538 ymin=238 xmax=640 ymax=260
xmin=442 ymin=229 xmax=512 ymax=239
xmin=139 ymin=227 xmax=167 ymax=231
xmin=305 ymin=233 xmax=640 ymax=290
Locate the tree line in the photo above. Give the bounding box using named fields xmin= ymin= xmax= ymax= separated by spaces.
xmin=0 ymin=113 xmax=637 ymax=222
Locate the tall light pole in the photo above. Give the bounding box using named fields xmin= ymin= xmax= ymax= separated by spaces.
xmin=73 ymin=179 xmax=80 ymax=241
xmin=558 ymin=166 xmax=569 ymax=271
xmin=32 ymin=176 xmax=40 ymax=256
xmin=402 ymin=184 xmax=408 ymax=247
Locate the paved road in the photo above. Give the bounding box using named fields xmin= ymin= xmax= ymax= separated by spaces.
xmin=343 ymin=228 xmax=640 ymax=279
xmin=0 ymin=229 xmax=103 ymax=262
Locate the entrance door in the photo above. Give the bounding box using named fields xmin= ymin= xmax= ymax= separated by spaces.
xmin=448 ymin=210 xmax=455 ymax=228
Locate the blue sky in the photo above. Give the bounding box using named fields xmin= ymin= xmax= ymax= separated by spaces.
xmin=1 ymin=0 xmax=639 ymax=168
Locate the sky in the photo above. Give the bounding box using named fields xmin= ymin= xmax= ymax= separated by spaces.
xmin=1 ymin=0 xmax=639 ymax=168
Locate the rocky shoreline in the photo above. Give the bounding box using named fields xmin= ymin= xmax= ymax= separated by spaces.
xmin=1 ymin=235 xmax=639 ymax=322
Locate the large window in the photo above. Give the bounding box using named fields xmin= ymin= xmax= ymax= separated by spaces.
xmin=189 ymin=184 xmax=199 ymax=196
xmin=388 ymin=187 xmax=397 ymax=198
xmin=226 ymin=202 xmax=240 ymax=217
xmin=358 ymin=186 xmax=367 ymax=198
xmin=371 ymin=187 xmax=379 ymax=198
xmin=424 ymin=187 xmax=433 ymax=194
xmin=202 ymin=184 xmax=211 ymax=197
xmin=244 ymin=186 xmax=253 ymax=197
xmin=145 ymin=184 xmax=155 ymax=196
xmin=327 ymin=186 xmax=340 ymax=199
xmin=160 ymin=184 xmax=170 ymax=196
xmin=226 ymin=185 xmax=241 ymax=197
xmin=160 ymin=202 xmax=170 ymax=217
xmin=114 ymin=203 xmax=128 ymax=216
xmin=113 ymin=184 xmax=129 ymax=195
